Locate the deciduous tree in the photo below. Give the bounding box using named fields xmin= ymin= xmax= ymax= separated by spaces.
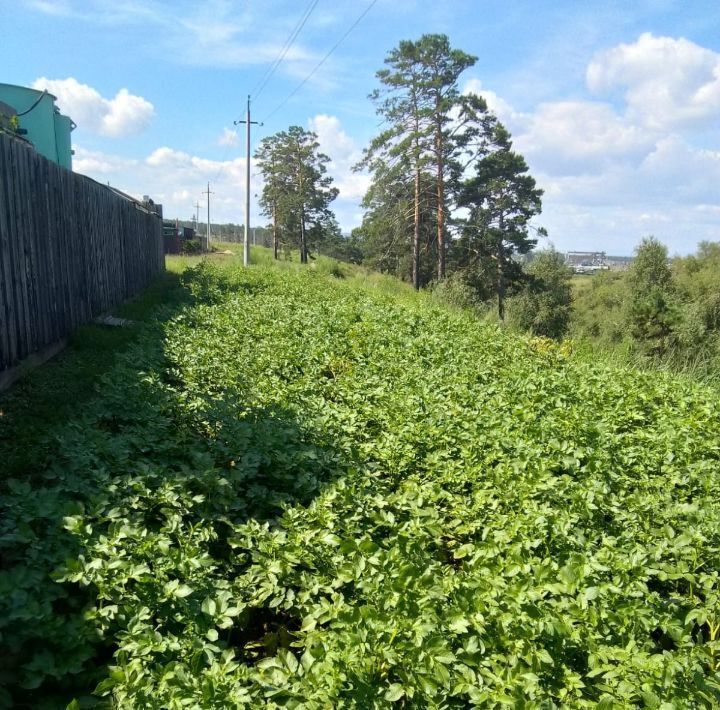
xmin=626 ymin=236 xmax=676 ymax=354
xmin=509 ymin=249 xmax=573 ymax=338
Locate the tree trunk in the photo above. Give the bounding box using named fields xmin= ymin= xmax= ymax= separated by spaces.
xmin=436 ymin=116 xmax=445 ymax=282
xmin=272 ymin=204 xmax=278 ymax=260
xmin=497 ymin=236 xmax=505 ymax=321
xmin=413 ymin=164 xmax=421 ymax=290
xmin=300 ymin=208 xmax=307 ymax=264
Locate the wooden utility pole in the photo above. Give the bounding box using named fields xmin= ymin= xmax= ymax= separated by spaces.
xmin=202 ymin=183 xmax=213 ymax=252
xmin=234 ymin=96 xmax=262 ymax=267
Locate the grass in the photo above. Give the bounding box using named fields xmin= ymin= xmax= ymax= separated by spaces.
xmin=213 ymin=242 xmax=420 ymax=301
xmin=570 ymin=273 xmax=595 ymax=294
xmin=0 ymin=268 xmax=190 ymax=477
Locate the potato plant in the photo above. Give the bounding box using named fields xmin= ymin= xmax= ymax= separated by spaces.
xmin=1 ymin=261 xmax=719 ymax=708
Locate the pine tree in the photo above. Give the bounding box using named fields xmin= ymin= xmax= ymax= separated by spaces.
xmin=358 ymin=35 xmax=494 ymax=287
xmin=411 ymin=35 xmax=477 ymax=282
xmin=255 ymin=126 xmax=338 ymax=263
xmin=626 ymin=236 xmax=676 ymax=355
xmin=458 ymin=122 xmax=543 ymax=320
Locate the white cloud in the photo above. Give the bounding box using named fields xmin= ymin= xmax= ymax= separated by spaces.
xmin=65 ymin=28 xmax=720 ymax=251
xmin=171 ymin=4 xmax=318 ymax=72
xmin=587 ymin=32 xmax=720 ymax=131
xmin=515 ymin=100 xmax=652 ymax=174
xmin=218 ymin=127 xmax=239 ymax=147
xmin=146 ymin=147 xmax=191 ymax=168
xmin=23 ymin=0 xmax=331 ymax=95
xmin=24 ymin=0 xmax=166 ymax=25
xmin=309 ymin=114 xmax=358 ymax=165
xmin=456 ymin=35 xmax=720 ymax=254
xmin=73 ymin=146 xmax=137 ymax=174
xmin=72 ymin=143 xmax=259 ymax=225
xmin=308 ymin=114 xmax=368 ymax=226
xmin=25 ymin=0 xmax=75 ymax=16
xmin=462 ymin=78 xmax=522 ymax=127
xmin=144 ymin=147 xmax=253 ymax=188
xmin=32 ymin=77 xmax=154 ymax=137
xmin=101 ymin=89 xmax=154 ymax=137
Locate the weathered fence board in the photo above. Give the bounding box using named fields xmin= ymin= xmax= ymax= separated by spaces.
xmin=0 ymin=132 xmax=164 ymax=375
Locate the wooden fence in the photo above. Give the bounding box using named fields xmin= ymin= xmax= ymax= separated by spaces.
xmin=0 ymin=132 xmax=164 ymax=376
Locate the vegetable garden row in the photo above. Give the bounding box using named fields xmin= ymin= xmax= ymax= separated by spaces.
xmin=1 ymin=260 xmax=719 ymax=707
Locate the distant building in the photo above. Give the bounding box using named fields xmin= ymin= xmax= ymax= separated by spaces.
xmin=163 ymin=220 xmax=196 ymax=254
xmin=565 ymin=251 xmax=634 ymax=273
xmin=604 ymin=255 xmax=634 ymax=271
xmin=0 ymin=82 xmax=75 ymax=170
xmin=565 ymin=251 xmax=609 ymax=273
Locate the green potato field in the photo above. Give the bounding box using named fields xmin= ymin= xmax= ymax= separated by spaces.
xmin=1 ymin=258 xmax=719 ymax=708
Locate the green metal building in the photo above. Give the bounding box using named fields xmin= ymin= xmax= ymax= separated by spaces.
xmin=0 ymin=82 xmax=75 ymax=170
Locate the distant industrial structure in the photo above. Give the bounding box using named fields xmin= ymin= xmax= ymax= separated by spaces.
xmin=565 ymin=251 xmax=609 ymax=273
xmin=162 ymin=219 xmax=198 ymax=254
xmin=0 ymin=82 xmax=75 ymax=169
xmin=565 ymin=251 xmax=633 ymax=273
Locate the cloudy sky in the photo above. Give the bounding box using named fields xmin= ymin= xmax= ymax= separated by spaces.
xmin=3 ymin=0 xmax=719 ymax=255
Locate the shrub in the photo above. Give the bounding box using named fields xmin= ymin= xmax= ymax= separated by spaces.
xmin=508 ymin=250 xmax=573 ymax=339
xmin=431 ymin=272 xmax=486 ymax=312
xmin=182 ymin=239 xmax=202 ymax=255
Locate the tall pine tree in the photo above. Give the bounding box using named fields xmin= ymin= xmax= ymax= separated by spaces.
xmin=256 ymin=126 xmax=338 ymax=263
xmin=458 ymin=122 xmax=544 ymax=319
xmin=358 ymin=35 xmax=495 ymax=287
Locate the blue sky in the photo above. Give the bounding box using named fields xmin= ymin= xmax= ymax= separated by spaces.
xmin=2 ymin=0 xmax=719 ymax=255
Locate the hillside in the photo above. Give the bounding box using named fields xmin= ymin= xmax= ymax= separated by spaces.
xmin=1 ymin=250 xmax=719 ymax=707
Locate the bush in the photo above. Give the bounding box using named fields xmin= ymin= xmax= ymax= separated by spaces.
xmin=625 ymin=237 xmax=676 ymax=356
xmin=431 ymin=272 xmax=486 ymax=312
xmin=182 ymin=239 xmax=202 ymax=255
xmin=508 ymin=250 xmax=573 ymax=339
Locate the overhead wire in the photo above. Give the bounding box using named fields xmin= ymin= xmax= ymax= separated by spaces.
xmin=261 ymin=0 xmax=379 ymax=124
xmin=206 ymin=0 xmax=376 ymax=219
xmin=251 ymin=0 xmax=320 ymax=101
xmin=211 ymin=136 xmax=238 ymax=185
xmin=210 ymin=2 xmax=319 ymax=192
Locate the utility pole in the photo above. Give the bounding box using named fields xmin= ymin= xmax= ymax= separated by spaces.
xmin=234 ymin=95 xmax=262 ymax=267
xmin=202 ymin=183 xmax=214 ymax=252
xmin=193 ymin=200 xmax=200 ymax=231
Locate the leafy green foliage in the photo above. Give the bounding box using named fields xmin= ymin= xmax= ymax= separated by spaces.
xmin=182 ymin=238 xmax=202 ymax=255
xmin=570 ymin=270 xmax=630 ymax=347
xmin=2 ymin=257 xmax=720 ymax=707
xmin=430 ymin=271 xmax=487 ymax=313
xmin=626 ymin=238 xmax=676 ymax=356
xmin=508 ymin=250 xmax=573 ymax=339
xmin=570 ymin=240 xmax=720 ymax=380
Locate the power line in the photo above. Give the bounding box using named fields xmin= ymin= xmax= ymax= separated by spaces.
xmin=211 ymin=1 xmax=320 ymax=187
xmin=261 ymin=0 xmax=379 ymax=124
xmin=234 ymin=96 xmax=262 ymax=267
xmin=202 ymin=182 xmax=214 ymax=251
xmin=212 ymin=141 xmax=237 ymax=184
xmin=16 ymin=89 xmax=49 ymax=116
xmin=251 ymin=0 xmax=320 ymax=101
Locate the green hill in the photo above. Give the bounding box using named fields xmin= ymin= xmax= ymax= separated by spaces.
xmin=1 ymin=249 xmax=719 ymax=707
